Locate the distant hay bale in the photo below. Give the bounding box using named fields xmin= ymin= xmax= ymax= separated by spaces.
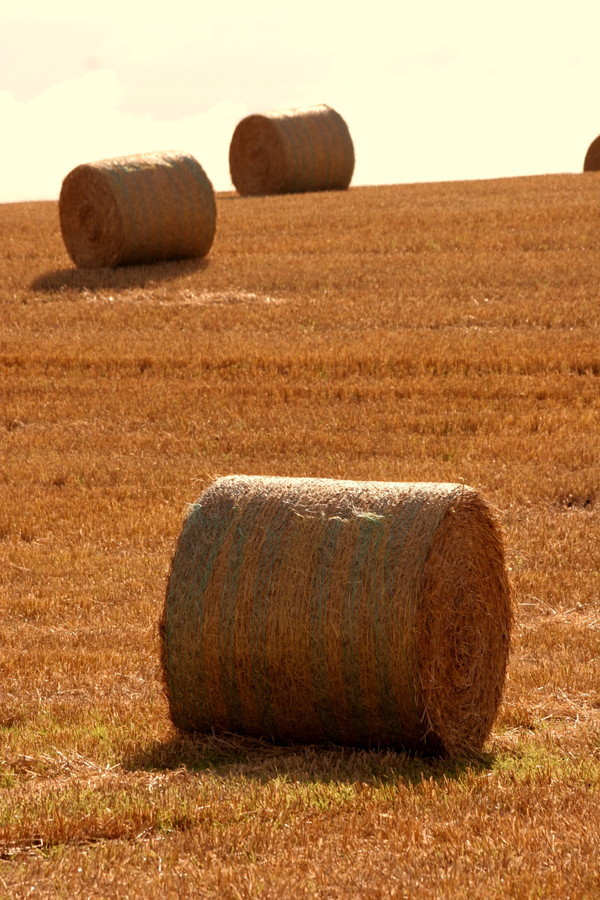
xmin=161 ymin=476 xmax=512 ymax=757
xmin=59 ymin=150 xmax=216 ymax=268
xmin=583 ymin=136 xmax=600 ymax=171
xmin=228 ymin=104 xmax=355 ymax=196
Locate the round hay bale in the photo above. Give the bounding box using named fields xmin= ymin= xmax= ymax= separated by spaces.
xmin=161 ymin=476 xmax=512 ymax=756
xmin=583 ymin=135 xmax=600 ymax=171
xmin=59 ymin=150 xmax=216 ymax=267
xmin=228 ymin=104 xmax=355 ymax=196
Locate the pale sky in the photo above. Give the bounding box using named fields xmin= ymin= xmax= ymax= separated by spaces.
xmin=2 ymin=0 xmax=600 ymax=202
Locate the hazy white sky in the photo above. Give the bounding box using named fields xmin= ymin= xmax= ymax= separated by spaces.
xmin=2 ymin=0 xmax=600 ymax=202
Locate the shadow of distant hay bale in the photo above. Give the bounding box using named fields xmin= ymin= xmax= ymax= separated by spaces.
xmin=30 ymin=257 xmax=208 ymax=293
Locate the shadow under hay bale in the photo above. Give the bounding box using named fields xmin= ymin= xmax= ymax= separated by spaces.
xmin=59 ymin=150 xmax=216 ymax=268
xmin=30 ymin=258 xmax=208 ymax=293
xmin=161 ymin=476 xmax=513 ymax=758
xmin=583 ymin=136 xmax=600 ymax=171
xmin=125 ymin=733 xmax=495 ymax=783
xmin=229 ymin=104 xmax=355 ymax=196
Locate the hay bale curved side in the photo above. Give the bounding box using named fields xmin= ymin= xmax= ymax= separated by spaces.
xmin=161 ymin=475 xmax=512 ymax=756
xmin=59 ymin=150 xmax=216 ymax=267
xmin=583 ymin=135 xmax=600 ymax=171
xmin=229 ymin=104 xmax=355 ymax=196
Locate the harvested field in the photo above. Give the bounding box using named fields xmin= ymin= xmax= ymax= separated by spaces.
xmin=0 ymin=174 xmax=598 ymax=898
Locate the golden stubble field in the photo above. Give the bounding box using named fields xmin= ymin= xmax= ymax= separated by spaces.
xmin=0 ymin=173 xmax=598 ymax=898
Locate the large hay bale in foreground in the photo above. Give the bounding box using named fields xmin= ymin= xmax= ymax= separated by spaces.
xmin=228 ymin=104 xmax=355 ymax=196
xmin=161 ymin=476 xmax=512 ymax=756
xmin=59 ymin=150 xmax=216 ymax=267
xmin=583 ymin=136 xmax=600 ymax=171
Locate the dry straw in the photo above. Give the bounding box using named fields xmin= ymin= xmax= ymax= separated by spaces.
xmin=228 ymin=104 xmax=355 ymax=196
xmin=59 ymin=150 xmax=216 ymax=268
xmin=583 ymin=136 xmax=600 ymax=171
xmin=161 ymin=476 xmax=513 ymax=757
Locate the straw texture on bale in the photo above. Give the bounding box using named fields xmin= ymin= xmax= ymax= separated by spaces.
xmin=59 ymin=150 xmax=216 ymax=267
xmin=583 ymin=136 xmax=600 ymax=171
xmin=161 ymin=476 xmax=512 ymax=756
xmin=228 ymin=104 xmax=355 ymax=196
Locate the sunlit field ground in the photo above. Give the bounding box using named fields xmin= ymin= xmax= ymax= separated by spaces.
xmin=0 ymin=174 xmax=598 ymax=898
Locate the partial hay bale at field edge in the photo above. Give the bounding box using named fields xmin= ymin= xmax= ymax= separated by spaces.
xmin=229 ymin=104 xmax=355 ymax=196
xmin=583 ymin=135 xmax=600 ymax=171
xmin=161 ymin=476 xmax=513 ymax=757
xmin=59 ymin=150 xmax=216 ymax=268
